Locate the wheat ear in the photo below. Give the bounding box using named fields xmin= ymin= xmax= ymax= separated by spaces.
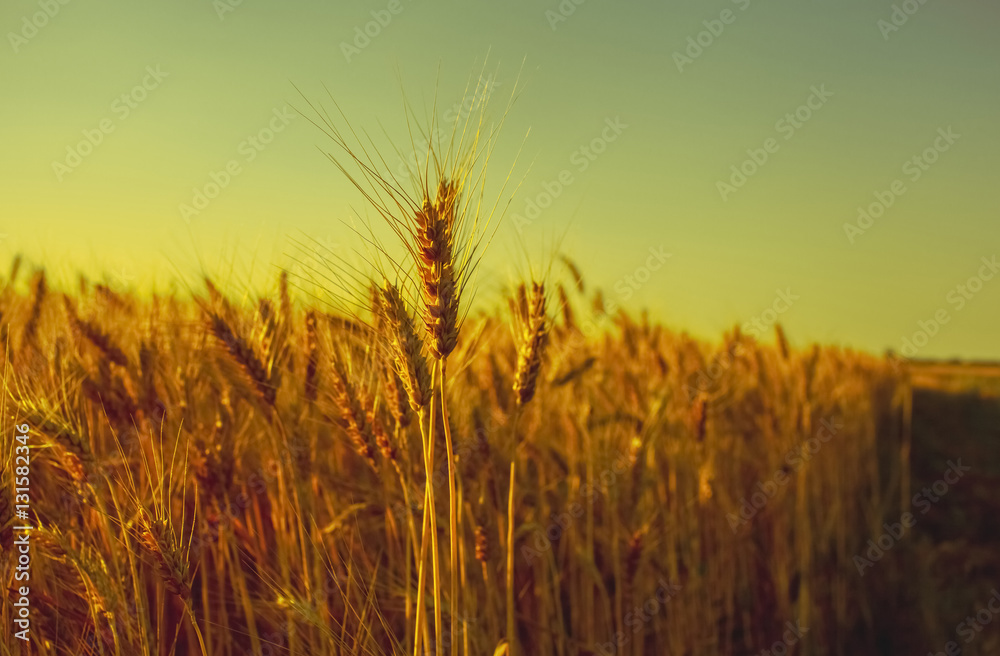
xmin=379 ymin=282 xmax=432 ymax=411
xmin=414 ymin=180 xmax=461 ymax=360
xmin=513 ymin=282 xmax=548 ymax=406
xmin=207 ymin=312 xmax=276 ymax=407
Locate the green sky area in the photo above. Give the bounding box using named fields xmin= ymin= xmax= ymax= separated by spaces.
xmin=1 ymin=0 xmax=998 ymax=359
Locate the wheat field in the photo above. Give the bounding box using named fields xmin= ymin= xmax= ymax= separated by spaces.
xmin=0 ymin=246 xmax=915 ymax=655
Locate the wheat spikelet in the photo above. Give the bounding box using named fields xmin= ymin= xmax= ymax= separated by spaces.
xmin=207 ymin=312 xmax=276 ymax=407
xmin=328 ymin=355 xmax=378 ymax=471
xmin=414 ymin=180 xmax=461 ymax=360
xmin=513 ymin=282 xmax=548 ymax=406
xmin=369 ymin=403 xmax=402 ymax=475
xmin=136 ymin=513 xmax=191 ymax=600
xmin=378 ymin=282 xmax=431 ymax=411
xmin=383 ymin=365 xmax=411 ymax=429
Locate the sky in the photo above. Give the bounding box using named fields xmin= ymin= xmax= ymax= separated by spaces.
xmin=1 ymin=0 xmax=998 ymax=359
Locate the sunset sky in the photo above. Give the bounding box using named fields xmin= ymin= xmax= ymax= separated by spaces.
xmin=2 ymin=0 xmax=998 ymax=359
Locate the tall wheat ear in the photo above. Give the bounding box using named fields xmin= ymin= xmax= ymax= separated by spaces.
xmin=377 ymin=281 xmax=432 ymax=412
xmin=513 ymin=281 xmax=548 ymax=407
xmin=296 ymin=62 xmax=523 ymax=656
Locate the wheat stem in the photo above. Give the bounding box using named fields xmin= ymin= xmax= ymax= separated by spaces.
xmin=439 ymin=360 xmax=459 ymax=656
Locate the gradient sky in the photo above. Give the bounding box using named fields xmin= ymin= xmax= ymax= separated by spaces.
xmin=2 ymin=0 xmax=998 ymax=359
